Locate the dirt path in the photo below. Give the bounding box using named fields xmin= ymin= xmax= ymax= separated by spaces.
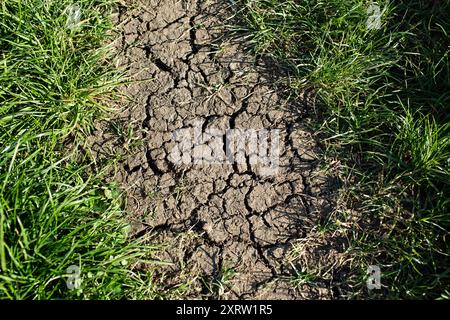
xmin=91 ymin=0 xmax=343 ymax=299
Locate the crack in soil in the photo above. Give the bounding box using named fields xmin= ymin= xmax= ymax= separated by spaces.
xmin=89 ymin=0 xmax=344 ymax=299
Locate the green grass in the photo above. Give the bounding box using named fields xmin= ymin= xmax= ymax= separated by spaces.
xmin=230 ymin=0 xmax=450 ymax=298
xmin=0 ymin=0 xmax=157 ymax=299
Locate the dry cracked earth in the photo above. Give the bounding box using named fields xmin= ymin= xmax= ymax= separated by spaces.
xmin=90 ymin=0 xmax=349 ymax=299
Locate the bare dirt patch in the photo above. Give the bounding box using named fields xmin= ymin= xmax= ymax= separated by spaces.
xmin=89 ymin=0 xmax=346 ymax=299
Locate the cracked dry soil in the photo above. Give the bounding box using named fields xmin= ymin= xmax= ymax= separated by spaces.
xmin=90 ymin=0 xmax=346 ymax=299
